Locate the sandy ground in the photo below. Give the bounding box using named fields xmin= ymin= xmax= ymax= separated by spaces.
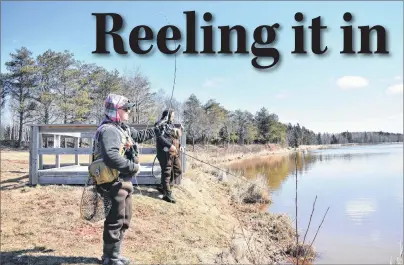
xmin=0 ymin=143 xmax=318 ymax=265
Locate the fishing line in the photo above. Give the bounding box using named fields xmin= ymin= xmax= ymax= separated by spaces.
xmin=157 ymin=11 xmax=178 ymax=111
xmin=178 ymin=150 xmax=272 ymax=192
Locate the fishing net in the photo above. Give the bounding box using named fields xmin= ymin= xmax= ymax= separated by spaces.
xmin=80 ymin=176 xmax=112 ymax=223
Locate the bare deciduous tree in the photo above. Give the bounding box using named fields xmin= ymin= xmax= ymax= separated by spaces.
xmin=121 ymin=68 xmax=155 ymax=124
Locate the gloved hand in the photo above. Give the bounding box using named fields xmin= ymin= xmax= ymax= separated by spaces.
xmin=153 ymin=124 xmax=165 ymax=135
xmin=128 ymin=162 xmax=140 ymax=177
xmin=125 ymin=147 xmax=140 ymax=176
xmin=169 ymin=145 xmax=177 ymax=156
xmin=125 ymin=148 xmax=139 ymax=164
xmin=155 ymin=115 xmax=169 ymax=127
xmin=133 ymin=162 xmax=140 ymax=176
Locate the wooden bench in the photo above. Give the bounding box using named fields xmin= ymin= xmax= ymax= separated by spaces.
xmin=28 ymin=124 xmax=186 ymax=186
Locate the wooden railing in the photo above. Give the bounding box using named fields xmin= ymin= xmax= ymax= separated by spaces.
xmin=28 ymin=123 xmax=186 ymax=185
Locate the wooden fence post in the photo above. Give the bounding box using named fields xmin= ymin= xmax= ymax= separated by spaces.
xmin=74 ymin=137 xmax=80 ymax=165
xmin=39 ymin=134 xmax=43 ymax=169
xmin=89 ymin=139 xmax=93 ymax=163
xmin=29 ymin=125 xmax=39 ymax=185
xmin=181 ymin=128 xmax=187 ymax=173
xmin=54 ymin=135 xmax=60 ymax=168
xmin=175 ymin=127 xmax=186 ymax=185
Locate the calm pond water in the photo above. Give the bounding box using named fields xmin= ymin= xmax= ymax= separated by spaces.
xmin=228 ymin=143 xmax=403 ymax=264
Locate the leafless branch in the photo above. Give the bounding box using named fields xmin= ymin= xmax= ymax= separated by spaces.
xmin=302 ymin=195 xmax=317 ymax=246
xmin=302 ymin=206 xmax=330 ymax=265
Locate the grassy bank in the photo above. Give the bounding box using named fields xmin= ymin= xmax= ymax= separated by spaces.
xmin=1 ymin=144 xmax=317 ymax=264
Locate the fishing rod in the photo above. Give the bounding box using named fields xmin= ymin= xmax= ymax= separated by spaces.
xmin=135 ymin=11 xmax=177 ymax=195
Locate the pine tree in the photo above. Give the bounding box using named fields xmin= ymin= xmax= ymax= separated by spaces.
xmin=2 ymin=47 xmax=38 ymax=147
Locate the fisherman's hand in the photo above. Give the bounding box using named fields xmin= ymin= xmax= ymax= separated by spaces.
xmin=130 ymin=163 xmax=140 ymax=174
xmin=153 ymin=123 xmax=167 ymax=134
xmin=169 ymin=145 xmax=177 ymax=155
xmin=156 ymin=116 xmax=168 ymax=127
xmin=134 ymin=156 xmax=140 ymax=164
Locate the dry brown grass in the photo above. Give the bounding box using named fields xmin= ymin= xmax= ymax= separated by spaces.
xmin=229 ymin=174 xmax=272 ymax=205
xmin=1 ymin=145 xmax=307 ymax=265
xmin=0 ymin=149 xmax=235 ymax=264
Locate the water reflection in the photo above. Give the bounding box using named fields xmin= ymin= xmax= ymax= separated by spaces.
xmin=227 ymin=152 xmax=343 ymax=192
xmin=345 ymin=198 xmax=377 ymax=225
xmin=228 ymin=149 xmax=397 ymax=192
xmin=227 ymin=153 xmax=302 ymax=191
xmin=227 ymin=144 xmax=403 ymax=264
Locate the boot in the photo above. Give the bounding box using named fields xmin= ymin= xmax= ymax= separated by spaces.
xmin=158 ymin=184 xmax=174 ymax=194
xmin=162 ymin=191 xmax=176 ymax=204
xmin=101 ymin=242 xmax=126 ymax=265
xmin=156 ymin=185 xmax=164 ymax=195
xmin=118 ymin=231 xmax=131 ymax=265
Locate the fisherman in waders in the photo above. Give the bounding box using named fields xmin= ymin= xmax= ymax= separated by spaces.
xmin=155 ymin=109 xmax=184 ymax=203
xmin=92 ymin=94 xmax=166 ymax=265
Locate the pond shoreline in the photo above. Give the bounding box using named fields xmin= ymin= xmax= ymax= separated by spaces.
xmin=1 ymin=142 xmax=401 ymax=264
xmin=185 ymin=144 xmax=321 ymax=264
xmin=216 ymin=143 xmax=403 ymax=264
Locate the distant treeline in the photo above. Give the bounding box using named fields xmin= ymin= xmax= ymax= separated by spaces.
xmin=1 ymin=47 xmax=403 ymax=148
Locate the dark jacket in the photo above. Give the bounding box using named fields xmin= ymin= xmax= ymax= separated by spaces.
xmin=155 ymin=123 xmax=179 ymax=157
xmin=96 ymin=121 xmax=165 ymax=175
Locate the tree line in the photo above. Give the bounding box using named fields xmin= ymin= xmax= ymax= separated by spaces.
xmin=1 ymin=46 xmax=403 ymax=148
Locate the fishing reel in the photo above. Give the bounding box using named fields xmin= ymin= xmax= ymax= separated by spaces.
xmin=126 ymin=144 xmax=139 ymax=164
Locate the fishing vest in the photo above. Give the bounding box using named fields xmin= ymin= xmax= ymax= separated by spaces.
xmin=89 ymin=123 xmax=137 ymax=185
xmin=164 ymin=124 xmax=181 ymax=150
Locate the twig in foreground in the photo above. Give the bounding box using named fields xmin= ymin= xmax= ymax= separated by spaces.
xmin=302 ymin=195 xmax=318 ymax=247
xmin=302 ymin=206 xmax=330 ymax=265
